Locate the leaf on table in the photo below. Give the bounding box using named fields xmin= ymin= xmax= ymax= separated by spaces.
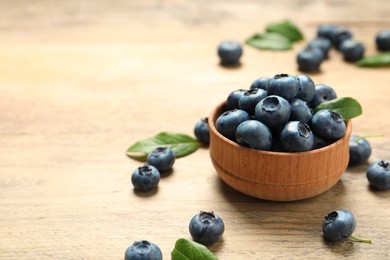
xmin=355 ymin=52 xmax=390 ymax=67
xmin=171 ymin=238 xmax=218 ymax=260
xmin=126 ymin=132 xmax=201 ymax=161
xmin=265 ymin=20 xmax=304 ymax=42
xmin=246 ymin=32 xmax=293 ymax=50
xmin=313 ymin=97 xmax=363 ymax=120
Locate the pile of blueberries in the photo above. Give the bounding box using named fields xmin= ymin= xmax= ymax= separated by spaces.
xmin=216 ymin=73 xmax=344 ymax=152
xmin=297 ymin=25 xmax=390 ymax=72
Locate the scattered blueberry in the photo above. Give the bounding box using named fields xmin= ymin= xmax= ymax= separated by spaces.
xmin=366 ymin=160 xmax=390 ymax=191
xmin=226 ymin=89 xmax=247 ymax=110
xmin=297 ymin=46 xmax=325 ymax=72
xmin=322 ymin=210 xmax=356 ymax=242
xmin=348 ymin=135 xmax=372 ymax=166
xmin=331 ymin=26 xmax=353 ymax=49
xmin=217 ymin=40 xmax=243 ymax=65
xmin=238 ymin=88 xmax=267 ymax=114
xmin=255 ymin=95 xmax=291 ymax=129
xmin=216 ymin=109 xmax=250 ymax=140
xmin=235 ymin=120 xmax=272 ymax=150
xmin=124 ymin=240 xmax=162 ymax=260
xmin=289 ymin=98 xmax=313 ymax=124
xmin=310 ymin=84 xmax=337 ymax=108
xmin=131 ymin=165 xmax=160 ymax=192
xmin=194 ymin=117 xmax=210 ymax=144
xmin=295 ymin=74 xmax=316 ymax=102
xmin=147 ymin=147 xmax=175 ymax=172
xmin=317 ymin=24 xmax=338 ymax=41
xmin=311 ymin=110 xmax=346 ymax=141
xmin=189 ymin=211 xmax=225 ymax=246
xmin=376 ymin=30 xmax=390 ymax=52
xmin=307 ymin=37 xmax=333 ymax=58
xmin=250 ymin=77 xmax=269 ymax=90
xmin=267 ymin=74 xmax=299 ymax=100
xmin=280 ymin=121 xmax=314 ymax=152
xmin=339 ymin=39 xmax=365 ymax=62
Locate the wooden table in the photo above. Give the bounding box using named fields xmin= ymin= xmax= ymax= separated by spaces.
xmin=1 ymin=1 xmax=389 ymax=259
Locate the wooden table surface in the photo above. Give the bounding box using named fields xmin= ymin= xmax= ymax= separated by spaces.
xmin=1 ymin=1 xmax=390 ymax=259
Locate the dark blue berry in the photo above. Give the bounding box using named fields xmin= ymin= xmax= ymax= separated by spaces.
xmin=322 ymin=210 xmax=356 ymax=242
xmin=238 ymin=88 xmax=267 ymax=114
xmin=376 ymin=30 xmax=390 ymax=51
xmin=310 ymin=84 xmax=337 ymax=108
xmin=297 ymin=46 xmax=325 ymax=72
xmin=217 ymin=40 xmax=243 ymax=65
xmin=131 ymin=165 xmax=160 ymax=192
xmin=331 ymin=26 xmax=353 ymax=49
xmin=189 ymin=211 xmax=225 ymax=246
xmin=348 ymin=135 xmax=372 ymax=166
xmin=235 ymin=120 xmax=272 ymax=150
xmin=367 ymin=160 xmax=390 ymax=191
xmin=147 ymin=147 xmax=175 ymax=172
xmin=267 ymin=74 xmax=299 ymax=100
xmin=280 ymin=121 xmax=314 ymax=152
xmin=295 ymin=74 xmax=315 ymax=102
xmin=216 ymin=109 xmax=250 ymax=141
xmin=317 ymin=24 xmax=338 ymax=41
xmin=311 ymin=110 xmax=346 ymax=141
xmin=226 ymin=89 xmax=246 ymax=110
xmin=250 ymin=77 xmax=269 ymax=90
xmin=289 ymin=98 xmax=313 ymax=124
xmin=312 ymin=133 xmax=330 ymax=150
xmin=124 ymin=240 xmax=162 ymax=260
xmin=194 ymin=117 xmax=210 ymax=144
xmin=307 ymin=37 xmax=333 ymax=58
xmin=339 ymin=39 xmax=365 ymax=62
xmin=255 ymin=95 xmax=291 ymax=129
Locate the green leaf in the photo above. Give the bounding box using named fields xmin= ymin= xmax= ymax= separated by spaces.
xmin=126 ymin=132 xmax=201 ymax=161
xmin=171 ymin=238 xmax=218 ymax=260
xmin=355 ymin=52 xmax=390 ymax=67
xmin=246 ymin=32 xmax=293 ymax=50
xmin=265 ymin=20 xmax=304 ymax=42
xmin=313 ymin=97 xmax=363 ymax=120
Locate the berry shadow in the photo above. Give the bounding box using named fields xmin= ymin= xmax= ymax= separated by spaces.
xmin=347 ymin=163 xmax=369 ymax=174
xmin=160 ymin=168 xmax=175 ymax=178
xmin=219 ymin=62 xmax=243 ymax=69
xmin=322 ymin=238 xmax=359 ymax=257
xmin=132 ymin=187 xmax=159 ymax=197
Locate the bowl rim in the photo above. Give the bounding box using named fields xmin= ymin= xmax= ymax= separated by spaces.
xmin=209 ymin=101 xmax=352 ymax=156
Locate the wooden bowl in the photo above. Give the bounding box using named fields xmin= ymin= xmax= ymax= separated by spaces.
xmin=209 ymin=102 xmax=352 ymax=201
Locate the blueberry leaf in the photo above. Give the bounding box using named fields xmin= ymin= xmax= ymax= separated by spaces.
xmin=313 ymin=97 xmax=362 ymax=120
xmin=265 ymin=20 xmax=304 ymax=42
xmin=126 ymin=132 xmax=201 ymax=161
xmin=171 ymin=238 xmax=218 ymax=260
xmin=355 ymin=52 xmax=390 ymax=67
xmin=246 ymin=32 xmax=293 ymax=50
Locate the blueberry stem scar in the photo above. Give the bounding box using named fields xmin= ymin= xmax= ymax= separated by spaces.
xmin=349 ymin=235 xmax=372 ymax=243
xmin=354 ymin=134 xmax=385 ymax=143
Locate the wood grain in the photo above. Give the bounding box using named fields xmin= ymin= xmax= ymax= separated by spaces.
xmin=0 ymin=0 xmax=390 ymax=259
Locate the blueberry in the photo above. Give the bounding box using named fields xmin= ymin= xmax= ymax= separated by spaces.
xmin=311 ymin=110 xmax=346 ymax=141
xmin=366 ymin=160 xmax=390 ymax=191
xmin=331 ymin=26 xmax=353 ymax=49
xmin=235 ymin=120 xmax=272 ymax=150
xmin=226 ymin=89 xmax=246 ymax=110
xmin=317 ymin=24 xmax=338 ymax=41
xmin=339 ymin=39 xmax=365 ymax=62
xmin=189 ymin=211 xmax=225 ymax=246
xmin=250 ymin=77 xmax=269 ymax=90
xmin=217 ymin=40 xmax=243 ymax=65
xmin=310 ymin=84 xmax=337 ymax=108
xmin=124 ymin=240 xmax=162 ymax=260
xmin=376 ymin=30 xmax=390 ymax=51
xmin=307 ymin=37 xmax=333 ymax=58
xmin=322 ymin=210 xmax=356 ymax=242
xmin=348 ymin=135 xmax=372 ymax=166
xmin=297 ymin=46 xmax=325 ymax=72
xmin=238 ymin=88 xmax=267 ymax=114
xmin=131 ymin=165 xmax=160 ymax=192
xmin=267 ymin=74 xmax=299 ymax=100
xmin=216 ymin=109 xmax=250 ymax=140
xmin=295 ymin=74 xmax=315 ymax=102
xmin=289 ymin=98 xmax=313 ymax=124
xmin=280 ymin=121 xmax=314 ymax=152
xmin=194 ymin=117 xmax=210 ymax=144
xmin=147 ymin=147 xmax=175 ymax=172
xmin=255 ymin=95 xmax=291 ymax=129
xmin=312 ymin=133 xmax=330 ymax=150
